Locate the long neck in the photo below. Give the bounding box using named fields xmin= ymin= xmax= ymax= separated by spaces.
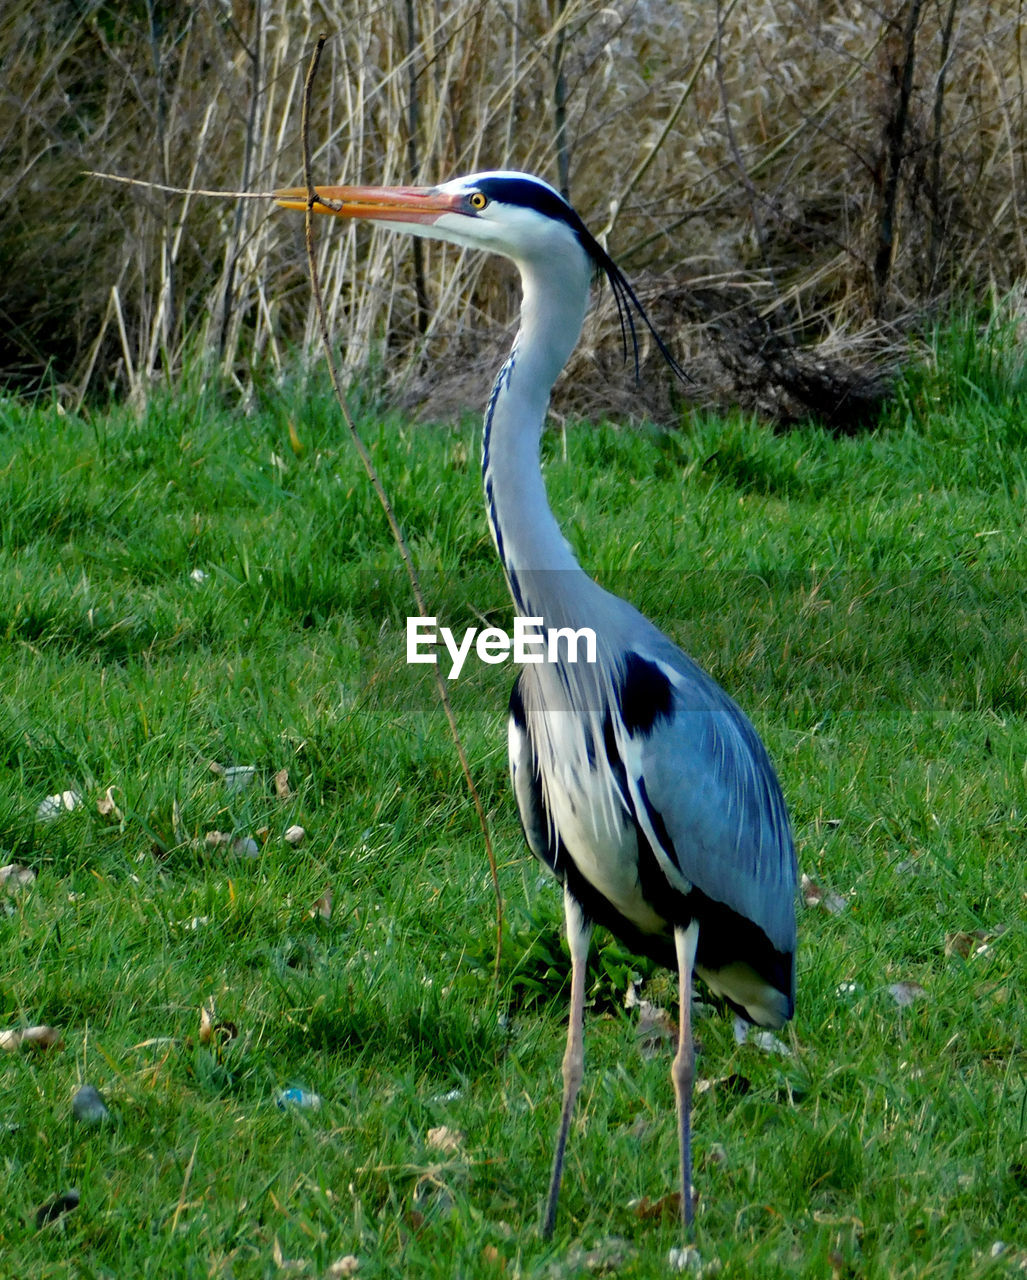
xmin=482 ymin=255 xmax=596 ymax=615
xmin=483 ymin=252 xmax=628 ymax=842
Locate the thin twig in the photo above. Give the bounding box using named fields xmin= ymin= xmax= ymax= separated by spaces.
xmin=217 ymin=0 xmax=264 ymax=360
xmin=84 ymin=170 xmax=273 ymax=198
xmin=601 ymin=0 xmax=741 ymax=244
xmin=874 ymin=0 xmax=925 ymax=314
xmin=550 ymin=0 xmax=571 ymax=200
xmin=298 ymin=36 xmax=504 ymax=975
xmin=713 ymin=0 xmax=779 ymax=297
xmin=927 ymin=0 xmax=960 ymax=288
xmin=404 ymin=0 xmax=430 ymax=336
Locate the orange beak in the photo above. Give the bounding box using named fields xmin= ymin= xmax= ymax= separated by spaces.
xmin=274 ymin=183 xmax=465 ymax=225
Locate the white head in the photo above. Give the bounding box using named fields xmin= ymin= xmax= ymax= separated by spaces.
xmin=278 ymin=170 xmax=590 ymax=265
xmin=276 ymin=169 xmax=685 ymax=380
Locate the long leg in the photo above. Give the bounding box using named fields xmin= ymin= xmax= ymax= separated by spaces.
xmin=542 ymin=887 xmax=592 ymax=1239
xmin=672 ymin=920 xmax=700 ymax=1230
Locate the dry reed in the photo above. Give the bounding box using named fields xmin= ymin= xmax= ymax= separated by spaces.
xmin=1 ymin=1 xmax=1025 ymax=423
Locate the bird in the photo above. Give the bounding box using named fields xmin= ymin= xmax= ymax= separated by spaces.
xmin=276 ymin=171 xmax=797 ymax=1237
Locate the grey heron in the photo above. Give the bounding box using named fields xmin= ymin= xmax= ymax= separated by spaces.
xmin=276 ymin=172 xmax=797 ymax=1236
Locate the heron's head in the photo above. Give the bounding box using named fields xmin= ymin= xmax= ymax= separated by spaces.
xmin=276 ymin=170 xmax=598 ymax=274
xmin=275 ymin=169 xmax=686 ymax=379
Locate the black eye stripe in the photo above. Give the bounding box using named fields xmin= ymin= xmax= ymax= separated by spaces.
xmin=474 ymin=177 xmax=585 ymax=238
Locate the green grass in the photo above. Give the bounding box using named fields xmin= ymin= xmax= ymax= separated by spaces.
xmin=1 ymin=320 xmax=1025 ymax=1278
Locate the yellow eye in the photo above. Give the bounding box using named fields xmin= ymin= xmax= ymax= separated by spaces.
xmin=469 ymin=191 xmax=488 ymax=210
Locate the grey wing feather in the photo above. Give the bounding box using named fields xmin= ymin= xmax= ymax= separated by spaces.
xmin=620 ymin=639 xmax=797 ymax=956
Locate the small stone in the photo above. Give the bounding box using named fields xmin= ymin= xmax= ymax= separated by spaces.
xmin=888 ymin=980 xmax=927 ymax=1007
xmin=0 ymin=864 xmax=36 ymax=893
xmin=72 ymin=1084 xmax=110 ymax=1125
xmin=209 ymin=763 xmax=257 ymax=792
xmin=669 ymin=1246 xmax=696 ymax=1271
xmin=36 ymin=791 xmax=82 ymax=822
xmin=35 ymin=1188 xmax=80 ymax=1227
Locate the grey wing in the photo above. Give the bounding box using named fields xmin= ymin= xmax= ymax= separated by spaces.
xmin=615 ymin=647 xmax=796 ymax=960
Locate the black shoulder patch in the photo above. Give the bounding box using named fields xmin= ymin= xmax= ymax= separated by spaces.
xmin=619 ymin=653 xmax=674 ymax=736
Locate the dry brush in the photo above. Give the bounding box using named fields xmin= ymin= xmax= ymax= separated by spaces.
xmin=1 ymin=0 xmax=1025 ymax=424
